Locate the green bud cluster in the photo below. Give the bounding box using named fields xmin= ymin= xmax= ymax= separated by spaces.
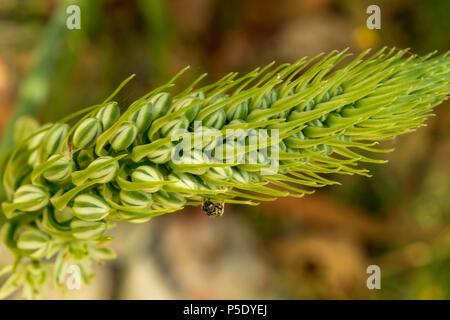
xmin=1 ymin=47 xmax=449 ymax=298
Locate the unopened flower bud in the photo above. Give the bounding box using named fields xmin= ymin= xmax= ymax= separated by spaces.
xmin=129 ymin=102 xmax=153 ymax=133
xmin=72 ymin=193 xmax=110 ymax=221
xmin=170 ymin=149 xmax=209 ymax=175
xmin=71 ymin=219 xmax=107 ymax=240
xmin=152 ymin=190 xmax=186 ymax=208
xmin=43 ymin=155 xmax=74 ymax=182
xmin=131 ymin=165 xmax=164 ymax=192
xmin=149 ymin=92 xmax=172 ymax=121
xmin=249 ymin=94 xmax=271 ymax=112
xmin=172 ymin=92 xmax=205 ymax=122
xmin=16 ymin=228 xmax=51 ymax=259
xmin=203 ymin=109 xmax=226 ymax=129
xmin=44 ymin=123 xmax=69 ymax=155
xmin=147 ymin=143 xmax=173 ymax=164
xmin=160 ymin=117 xmax=189 ymax=138
xmin=11 ymin=185 xmax=49 ymax=212
xmin=109 ymin=121 xmax=138 ymax=151
xmin=167 ymin=172 xmax=201 ymax=192
xmin=201 ymin=94 xmax=227 ymax=129
xmin=226 ymin=100 xmax=249 ymax=121
xmin=72 ymin=118 xmax=102 ymax=149
xmin=202 ymin=167 xmax=233 ymax=183
xmin=119 ymin=190 xmax=153 ymax=208
xmin=83 ymin=156 xmax=119 ymax=183
xmin=96 ymin=102 xmax=120 ymax=130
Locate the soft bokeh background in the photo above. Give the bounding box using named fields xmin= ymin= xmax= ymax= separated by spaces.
xmin=0 ymin=0 xmax=449 ymax=299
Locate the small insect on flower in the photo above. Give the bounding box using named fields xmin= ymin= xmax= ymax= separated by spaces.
xmin=202 ymin=198 xmax=225 ymax=217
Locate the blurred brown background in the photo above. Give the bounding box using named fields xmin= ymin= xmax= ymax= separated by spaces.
xmin=0 ymin=0 xmax=449 ymax=299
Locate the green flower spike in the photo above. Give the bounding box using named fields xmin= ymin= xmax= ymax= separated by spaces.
xmin=0 ymin=47 xmax=449 ymax=299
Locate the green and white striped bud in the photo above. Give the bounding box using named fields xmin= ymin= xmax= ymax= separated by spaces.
xmin=109 ymin=121 xmax=138 ymax=151
xmin=202 ymin=166 xmax=233 ymax=183
xmin=118 ymin=213 xmax=153 ymax=224
xmin=119 ymin=190 xmax=153 ymax=208
xmin=72 ymin=118 xmax=102 ymax=149
xmin=170 ymin=149 xmax=209 ymax=175
xmin=201 ymin=94 xmax=227 ymax=129
xmin=44 ymin=123 xmax=69 ymax=155
xmin=149 ymin=92 xmax=172 ymax=121
xmin=16 ymin=229 xmax=51 ymax=259
xmin=12 ymin=185 xmax=49 ymax=212
xmin=72 ymin=193 xmax=110 ymax=221
xmin=129 ymin=102 xmax=153 ymax=133
xmin=71 ymin=219 xmax=107 ymax=240
xmin=43 ymin=155 xmax=74 ymax=182
xmin=147 ymin=143 xmax=173 ymax=164
xmin=85 ymin=156 xmax=119 ymax=183
xmin=160 ymin=116 xmax=190 ymax=138
xmin=131 ymin=165 xmax=164 ymax=192
xmin=152 ymin=190 xmax=186 ymax=208
xmin=227 ymin=139 xmax=247 ymax=162
xmin=172 ymin=92 xmax=205 ymax=122
xmin=167 ymin=172 xmax=202 ymax=193
xmin=96 ymin=101 xmax=120 ymax=130
xmin=203 ymin=110 xmax=226 ymax=129
xmin=226 ymin=100 xmax=249 ymax=121
xmin=249 ymin=96 xmax=270 ymax=115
